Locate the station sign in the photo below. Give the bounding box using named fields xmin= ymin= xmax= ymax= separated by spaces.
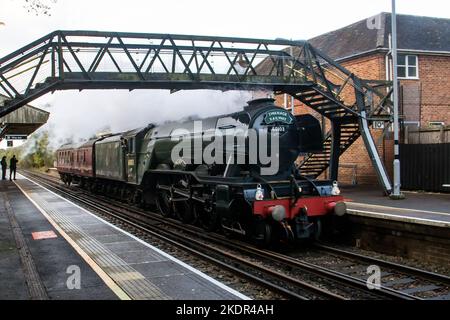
xmin=373 ymin=121 xmax=385 ymax=129
xmin=4 ymin=134 xmax=27 ymax=140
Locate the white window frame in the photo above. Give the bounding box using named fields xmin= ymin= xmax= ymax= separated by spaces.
xmin=403 ymin=121 xmax=420 ymax=128
xmin=428 ymin=121 xmax=445 ymax=127
xmin=397 ymin=54 xmax=419 ymax=79
xmin=283 ymin=93 xmax=294 ymax=113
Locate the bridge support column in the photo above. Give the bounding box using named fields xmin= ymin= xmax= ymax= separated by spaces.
xmin=353 ymin=77 xmax=392 ymax=195
xmin=329 ymin=121 xmax=341 ymax=182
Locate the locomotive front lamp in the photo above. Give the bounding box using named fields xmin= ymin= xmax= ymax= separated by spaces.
xmin=331 ymin=181 xmax=341 ymax=196
xmin=255 ymin=184 xmax=264 ymax=200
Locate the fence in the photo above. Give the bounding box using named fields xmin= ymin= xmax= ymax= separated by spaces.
xmin=404 ymin=126 xmax=450 ymax=144
xmin=400 ymin=143 xmax=450 ymax=193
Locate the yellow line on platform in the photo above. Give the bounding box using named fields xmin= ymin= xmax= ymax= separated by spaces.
xmin=13 ymin=179 xmax=132 ymax=300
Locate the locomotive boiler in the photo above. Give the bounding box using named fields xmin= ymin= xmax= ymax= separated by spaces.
xmin=56 ymin=98 xmax=346 ymax=245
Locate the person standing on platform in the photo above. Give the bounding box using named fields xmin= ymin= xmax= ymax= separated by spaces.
xmin=1 ymin=156 xmax=7 ymax=180
xmin=9 ymin=155 xmax=18 ymax=180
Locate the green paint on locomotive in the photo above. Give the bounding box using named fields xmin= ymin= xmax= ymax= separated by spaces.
xmin=93 ymin=99 xmax=322 ymax=188
xmin=95 ymin=134 xmax=126 ymax=181
xmin=94 ymin=126 xmax=155 ymax=185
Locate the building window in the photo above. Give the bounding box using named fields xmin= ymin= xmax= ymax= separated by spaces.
xmin=402 ymin=121 xmax=420 ymax=131
xmin=398 ymin=54 xmax=418 ymax=79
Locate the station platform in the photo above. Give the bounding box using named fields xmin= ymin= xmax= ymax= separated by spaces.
xmin=0 ymin=175 xmax=248 ymax=300
xmin=342 ymin=185 xmax=450 ymax=228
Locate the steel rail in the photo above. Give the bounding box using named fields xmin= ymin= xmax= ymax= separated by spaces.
xmin=314 ymin=243 xmax=450 ymax=286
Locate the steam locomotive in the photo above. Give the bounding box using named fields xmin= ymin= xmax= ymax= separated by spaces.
xmin=56 ymin=98 xmax=346 ymax=245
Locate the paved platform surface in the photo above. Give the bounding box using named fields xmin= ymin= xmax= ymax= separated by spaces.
xmin=0 ymin=179 xmax=117 ymax=299
xmin=342 ymin=185 xmax=450 ymax=227
xmin=0 ymin=175 xmax=247 ymax=300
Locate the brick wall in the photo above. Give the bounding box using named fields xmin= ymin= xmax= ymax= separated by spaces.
xmin=341 ymin=53 xmax=386 ymax=79
xmin=421 ymin=105 xmax=450 ymax=126
xmin=401 ymin=82 xmax=421 ymax=122
xmin=348 ymin=215 xmax=450 ymax=265
xmin=418 ymin=55 xmax=450 ymax=109
xmin=338 ymin=54 xmax=390 ymax=185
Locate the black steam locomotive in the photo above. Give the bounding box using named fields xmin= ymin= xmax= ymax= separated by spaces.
xmin=57 ymin=98 xmax=346 ymax=245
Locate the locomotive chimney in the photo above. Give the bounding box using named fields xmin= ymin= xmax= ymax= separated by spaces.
xmin=245 ymin=98 xmax=275 ymax=110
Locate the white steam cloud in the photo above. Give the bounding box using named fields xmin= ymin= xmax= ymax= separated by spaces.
xmin=36 ymin=89 xmax=255 ymax=148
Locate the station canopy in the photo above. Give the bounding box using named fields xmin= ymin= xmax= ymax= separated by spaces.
xmin=0 ymin=94 xmax=49 ymax=140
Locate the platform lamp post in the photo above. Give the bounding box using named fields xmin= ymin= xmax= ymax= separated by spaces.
xmin=389 ymin=0 xmax=405 ymax=199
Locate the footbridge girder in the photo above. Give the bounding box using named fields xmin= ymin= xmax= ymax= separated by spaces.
xmin=0 ymin=31 xmax=318 ymax=116
xmin=0 ymin=30 xmax=394 ymax=193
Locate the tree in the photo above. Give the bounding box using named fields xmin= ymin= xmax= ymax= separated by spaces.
xmin=23 ymin=0 xmax=57 ymax=16
xmin=29 ymin=131 xmax=55 ymax=168
xmin=0 ymin=130 xmax=56 ymax=169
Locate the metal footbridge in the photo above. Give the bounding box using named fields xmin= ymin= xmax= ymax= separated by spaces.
xmin=0 ymin=30 xmax=394 ymax=193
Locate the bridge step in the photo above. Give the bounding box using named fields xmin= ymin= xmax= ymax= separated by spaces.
xmin=298 ymin=120 xmax=362 ymax=177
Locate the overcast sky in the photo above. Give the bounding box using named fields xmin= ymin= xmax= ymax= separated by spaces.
xmin=0 ymin=0 xmax=449 ymax=148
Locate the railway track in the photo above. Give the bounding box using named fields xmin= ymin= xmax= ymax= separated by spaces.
xmin=19 ymin=170 xmax=342 ymax=300
xmin=20 ymin=170 xmax=450 ymax=300
xmin=308 ymin=244 xmax=450 ymax=300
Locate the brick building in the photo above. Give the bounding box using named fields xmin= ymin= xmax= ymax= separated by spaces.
xmin=277 ymin=13 xmax=450 ymax=185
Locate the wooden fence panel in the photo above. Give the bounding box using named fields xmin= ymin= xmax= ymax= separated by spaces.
xmin=400 ymin=143 xmax=450 ymax=193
